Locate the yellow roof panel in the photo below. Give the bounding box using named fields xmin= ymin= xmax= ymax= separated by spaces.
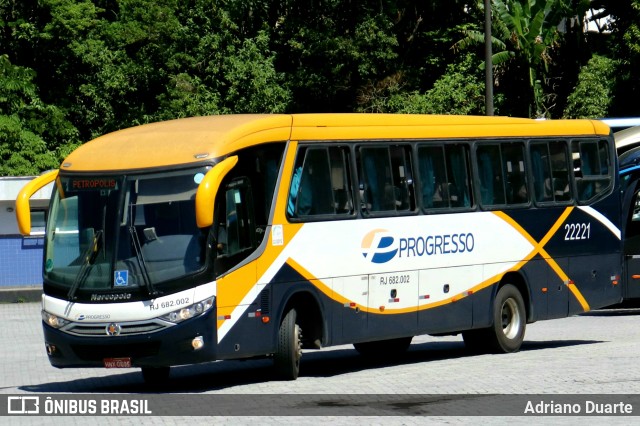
xmin=62 ymin=114 xmax=292 ymax=172
xmin=290 ymin=114 xmax=609 ymax=140
xmin=60 ymin=114 xmax=610 ymax=172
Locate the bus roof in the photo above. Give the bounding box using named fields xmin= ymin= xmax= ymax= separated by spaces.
xmin=614 ymin=125 xmax=640 ymax=154
xmin=60 ymin=114 xmax=611 ymax=172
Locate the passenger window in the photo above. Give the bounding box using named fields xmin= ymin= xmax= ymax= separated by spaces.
xmin=329 ymin=147 xmax=354 ymax=215
xmin=572 ymin=139 xmax=612 ymax=203
xmin=418 ymin=146 xmax=445 ymax=209
xmin=215 ymin=177 xmax=256 ymax=257
xmin=359 ymin=145 xmax=414 ymax=213
xmin=214 ymin=177 xmax=257 ymax=276
xmin=530 ymin=141 xmax=571 ymax=203
xmin=447 ymin=145 xmax=473 ymax=208
xmin=225 ymin=185 xmax=253 ymax=254
xmin=287 ymin=146 xmax=353 ymax=219
xmin=476 ymin=142 xmax=528 ymax=207
xmin=477 ymin=144 xmax=505 ymax=205
xmin=503 ymin=143 xmax=528 ymax=204
xmin=418 ymin=144 xmax=472 ymax=210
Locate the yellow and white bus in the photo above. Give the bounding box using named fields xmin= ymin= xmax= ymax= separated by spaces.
xmin=16 ymin=114 xmax=623 ymax=383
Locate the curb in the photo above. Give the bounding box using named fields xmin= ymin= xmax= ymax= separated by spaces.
xmin=0 ymin=286 xmax=42 ymax=303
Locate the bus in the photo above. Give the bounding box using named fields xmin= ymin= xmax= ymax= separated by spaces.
xmin=615 ymin=125 xmax=640 ymax=154
xmin=618 ymin=145 xmax=640 ymax=301
xmin=16 ymin=114 xmax=623 ymax=383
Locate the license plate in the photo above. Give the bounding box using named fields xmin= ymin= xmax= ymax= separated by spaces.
xmin=103 ymin=357 xmax=132 ymax=368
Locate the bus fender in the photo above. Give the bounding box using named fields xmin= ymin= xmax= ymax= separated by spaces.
xmin=275 ymin=284 xmax=327 ymax=350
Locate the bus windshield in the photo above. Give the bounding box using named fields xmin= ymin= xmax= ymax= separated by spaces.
xmin=44 ymin=167 xmax=210 ymax=298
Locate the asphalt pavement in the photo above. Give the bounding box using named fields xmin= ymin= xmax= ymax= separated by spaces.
xmin=2 ymin=301 xmax=640 ymax=424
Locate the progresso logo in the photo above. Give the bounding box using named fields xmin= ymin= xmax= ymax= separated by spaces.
xmin=361 ymin=229 xmax=398 ymax=264
xmin=76 ymin=313 xmax=111 ymax=321
xmin=361 ymin=228 xmax=475 ymax=264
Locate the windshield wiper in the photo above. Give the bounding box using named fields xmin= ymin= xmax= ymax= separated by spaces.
xmin=129 ymin=226 xmax=157 ymax=297
xmin=67 ymin=230 xmax=103 ymax=300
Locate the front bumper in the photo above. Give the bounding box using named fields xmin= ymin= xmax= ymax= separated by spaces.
xmin=42 ymin=307 xmax=218 ymax=368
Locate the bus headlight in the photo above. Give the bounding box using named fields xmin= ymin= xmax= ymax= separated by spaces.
xmin=41 ymin=310 xmax=69 ymax=328
xmin=159 ymin=297 xmax=215 ymax=324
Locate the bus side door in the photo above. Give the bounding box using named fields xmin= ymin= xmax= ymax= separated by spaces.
xmin=215 ymin=178 xmax=272 ymax=357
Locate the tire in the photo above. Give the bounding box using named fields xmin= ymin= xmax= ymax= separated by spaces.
xmin=274 ymin=309 xmax=302 ymax=380
xmin=141 ymin=366 xmax=170 ymax=385
xmin=489 ymin=284 xmax=526 ymax=353
xmin=353 ymin=336 xmax=412 ymax=357
xmin=463 ymin=284 xmax=526 ymax=354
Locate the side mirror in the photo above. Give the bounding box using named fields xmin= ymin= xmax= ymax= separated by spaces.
xmin=15 ymin=170 xmax=59 ymax=235
xmin=195 ymin=156 xmax=238 ymax=228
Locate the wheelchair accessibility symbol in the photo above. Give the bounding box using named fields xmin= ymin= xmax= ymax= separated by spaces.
xmin=114 ymin=270 xmax=129 ymax=287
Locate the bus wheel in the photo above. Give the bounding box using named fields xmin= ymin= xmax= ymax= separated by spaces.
xmin=274 ymin=309 xmax=302 ymax=380
xmin=141 ymin=366 xmax=170 ymax=384
xmin=463 ymin=285 xmax=526 ymax=354
xmin=489 ymin=284 xmax=526 ymax=353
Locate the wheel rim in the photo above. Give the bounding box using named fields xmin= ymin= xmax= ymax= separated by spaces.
xmin=294 ymin=324 xmax=302 ymax=368
xmin=501 ymin=298 xmax=522 ymax=339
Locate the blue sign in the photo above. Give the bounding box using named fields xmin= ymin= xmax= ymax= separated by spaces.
xmin=114 ymin=270 xmax=129 ymax=287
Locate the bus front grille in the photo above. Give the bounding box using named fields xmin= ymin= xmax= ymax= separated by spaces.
xmin=62 ymin=319 xmax=172 ymax=337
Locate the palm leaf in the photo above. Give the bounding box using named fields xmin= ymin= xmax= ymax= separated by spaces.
xmin=528 ymin=0 xmax=555 ymax=44
xmin=492 ymin=50 xmax=514 ymax=65
xmin=493 ymin=0 xmax=516 ymax=33
xmin=452 ymin=30 xmax=506 ymax=52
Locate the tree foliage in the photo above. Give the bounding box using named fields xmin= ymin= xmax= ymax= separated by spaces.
xmin=0 ymin=0 xmax=638 ymax=175
xmin=454 ymin=0 xmax=566 ymax=117
xmin=592 ymin=0 xmax=640 ymax=116
xmin=563 ymin=54 xmax=618 ymax=118
xmin=0 ymin=54 xmax=78 ymax=175
xmin=357 ymin=53 xmax=495 ymax=115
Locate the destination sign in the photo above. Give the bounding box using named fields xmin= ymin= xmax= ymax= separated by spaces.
xmin=68 ymin=178 xmax=118 ymax=191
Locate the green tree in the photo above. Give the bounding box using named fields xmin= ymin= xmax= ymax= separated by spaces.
xmin=154 ymin=1 xmax=290 ymax=120
xmin=593 ymin=0 xmax=640 ymax=116
xmin=455 ymin=0 xmax=564 ymax=117
xmin=393 ymin=1 xmax=484 ymax=94
xmin=44 ymin=0 xmax=183 ymax=139
xmin=563 ymin=55 xmax=618 ymax=118
xmin=0 ymin=55 xmax=78 ymax=176
xmin=7 ymin=0 xmax=291 ymax=140
xmin=274 ymin=0 xmax=399 ymax=112
xmin=357 ymin=53 xmax=494 ymax=115
xmin=5 ymin=0 xmax=637 ymax=179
